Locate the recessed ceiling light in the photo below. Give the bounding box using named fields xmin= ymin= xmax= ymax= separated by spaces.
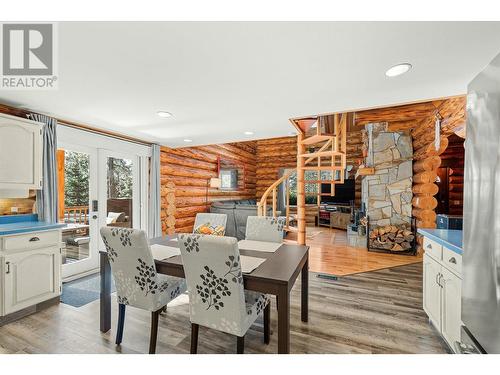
xmin=183 ymin=139 xmax=193 ymax=143
xmin=385 ymin=63 xmax=412 ymax=77
xmin=157 ymin=111 xmax=173 ymax=118
xmin=244 ymin=131 xmax=254 ymax=135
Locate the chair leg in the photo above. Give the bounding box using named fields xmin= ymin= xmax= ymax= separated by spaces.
xmin=149 ymin=309 xmax=161 ymax=354
xmin=190 ymin=323 xmax=199 ymax=354
xmin=237 ymin=335 xmax=245 ymax=354
xmin=264 ymin=303 xmax=271 ymax=344
xmin=116 ymin=304 xmax=126 ymax=345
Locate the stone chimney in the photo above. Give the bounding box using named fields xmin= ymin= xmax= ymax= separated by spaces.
xmin=361 ymin=123 xmax=413 ymax=228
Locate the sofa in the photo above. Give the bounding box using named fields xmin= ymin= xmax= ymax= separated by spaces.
xmin=210 ymin=199 xmax=276 ymax=240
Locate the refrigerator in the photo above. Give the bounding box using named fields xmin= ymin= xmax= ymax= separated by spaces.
xmin=462 ymin=50 xmax=500 ymax=354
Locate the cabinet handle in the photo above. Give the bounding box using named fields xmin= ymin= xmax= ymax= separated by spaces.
xmin=449 ymin=257 xmax=457 ymax=264
xmin=427 ymin=244 xmax=432 ymax=249
xmin=29 ymin=236 xmax=40 ymax=242
xmin=6 ymin=261 xmax=10 ymax=274
xmin=436 ymin=273 xmax=440 ymax=286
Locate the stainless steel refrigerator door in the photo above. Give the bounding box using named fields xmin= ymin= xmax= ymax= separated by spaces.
xmin=463 ymin=51 xmax=500 ymax=354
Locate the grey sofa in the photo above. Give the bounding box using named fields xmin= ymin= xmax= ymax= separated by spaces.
xmin=210 ymin=199 xmax=275 ymax=240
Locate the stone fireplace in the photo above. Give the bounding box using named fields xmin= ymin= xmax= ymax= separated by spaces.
xmin=361 ymin=123 xmax=413 ymax=228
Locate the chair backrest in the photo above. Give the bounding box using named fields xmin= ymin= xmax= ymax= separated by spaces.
xmin=245 ymin=216 xmax=285 ymax=243
xmin=178 ymin=234 xmax=246 ymax=334
xmin=100 ymin=227 xmax=164 ymax=311
xmin=193 ymin=213 xmax=228 ymax=235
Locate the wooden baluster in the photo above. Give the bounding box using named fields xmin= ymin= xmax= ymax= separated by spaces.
xmin=272 ymin=188 xmax=277 ymax=217
xmin=285 ymin=177 xmax=290 ymax=229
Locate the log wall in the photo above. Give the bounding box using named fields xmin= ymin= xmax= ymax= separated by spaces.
xmin=255 ymin=136 xmax=297 ymax=201
xmin=160 ymin=142 xmax=257 ymax=233
xmin=410 ymin=96 xmax=466 ymax=229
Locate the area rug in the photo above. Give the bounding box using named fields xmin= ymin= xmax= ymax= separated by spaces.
xmin=61 ymin=274 xmax=115 ymax=308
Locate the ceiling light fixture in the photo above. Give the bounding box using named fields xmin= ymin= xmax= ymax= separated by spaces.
xmin=157 ymin=111 xmax=173 ymax=118
xmin=183 ymin=139 xmax=193 ymax=143
xmin=244 ymin=131 xmax=254 ymax=135
xmin=385 ymin=63 xmax=412 ymax=77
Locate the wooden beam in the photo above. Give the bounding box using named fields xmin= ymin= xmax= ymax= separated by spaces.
xmin=354 ymin=101 xmax=441 ymax=126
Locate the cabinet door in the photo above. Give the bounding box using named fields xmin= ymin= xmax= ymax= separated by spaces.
xmin=441 ymin=267 xmax=462 ymax=351
xmin=423 ymin=254 xmax=442 ymax=331
xmin=3 ymin=247 xmax=61 ymax=315
xmin=0 ymin=115 xmax=43 ymax=190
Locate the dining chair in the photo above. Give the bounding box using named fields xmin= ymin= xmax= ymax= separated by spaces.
xmin=193 ymin=212 xmax=228 ymax=235
xmin=178 ymin=234 xmax=271 ymax=354
xmin=100 ymin=227 xmax=187 ymax=354
xmin=245 ymin=216 xmax=285 ymax=243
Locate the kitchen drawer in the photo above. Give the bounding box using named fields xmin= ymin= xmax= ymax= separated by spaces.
xmin=443 ymin=246 xmax=462 ymax=276
xmin=2 ymin=230 xmax=60 ymax=252
xmin=423 ymin=237 xmax=442 ymax=261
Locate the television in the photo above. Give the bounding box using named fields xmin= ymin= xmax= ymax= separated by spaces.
xmin=320 ymin=179 xmax=355 ymax=205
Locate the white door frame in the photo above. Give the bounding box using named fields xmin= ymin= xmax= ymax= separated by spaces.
xmin=58 ymin=125 xmax=151 ymax=280
xmin=57 ymin=141 xmax=99 ymax=279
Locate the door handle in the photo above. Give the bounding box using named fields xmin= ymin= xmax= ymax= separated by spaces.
xmin=92 ymin=215 xmax=98 ymax=220
xmin=29 ymin=236 xmax=40 ymax=242
xmin=6 ymin=261 xmax=10 ymax=274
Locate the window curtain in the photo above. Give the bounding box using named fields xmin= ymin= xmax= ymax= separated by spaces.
xmin=148 ymin=144 xmax=162 ymax=237
xmin=277 ymin=168 xmax=286 ymax=215
xmin=28 ymin=113 xmax=58 ymax=223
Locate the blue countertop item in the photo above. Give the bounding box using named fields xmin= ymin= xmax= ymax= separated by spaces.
xmin=417 ymin=228 xmax=463 ymax=255
xmin=0 ymin=214 xmax=66 ymax=236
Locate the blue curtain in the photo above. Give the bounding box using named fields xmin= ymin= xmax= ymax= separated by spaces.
xmin=28 ymin=113 xmax=58 ymax=223
xmin=148 ymin=144 xmax=162 ymax=237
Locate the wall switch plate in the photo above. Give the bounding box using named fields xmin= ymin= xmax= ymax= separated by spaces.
xmin=11 ymin=207 xmax=18 ymax=213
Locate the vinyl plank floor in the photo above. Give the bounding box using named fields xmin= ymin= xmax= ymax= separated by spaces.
xmin=0 ymin=263 xmax=448 ymax=354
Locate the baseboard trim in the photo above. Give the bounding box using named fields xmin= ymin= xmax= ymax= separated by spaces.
xmin=0 ymin=296 xmax=60 ymax=327
xmin=63 ymin=268 xmax=99 ymax=283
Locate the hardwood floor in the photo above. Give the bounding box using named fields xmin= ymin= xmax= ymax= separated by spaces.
xmin=0 ymin=263 xmax=448 ymax=354
xmin=286 ymin=227 xmax=422 ymax=276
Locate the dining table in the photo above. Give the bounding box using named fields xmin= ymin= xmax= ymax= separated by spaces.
xmin=99 ymin=234 xmax=309 ymax=354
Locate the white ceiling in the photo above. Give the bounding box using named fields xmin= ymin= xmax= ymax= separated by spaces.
xmin=2 ymin=22 xmax=500 ymax=147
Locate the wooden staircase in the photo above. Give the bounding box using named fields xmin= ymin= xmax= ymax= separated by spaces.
xmin=257 ymin=113 xmax=349 ymax=239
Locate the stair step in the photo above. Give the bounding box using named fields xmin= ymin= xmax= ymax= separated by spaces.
xmin=299 ymin=150 xmax=342 ymax=158
xmin=301 ymin=166 xmax=344 ymax=171
xmin=300 ymin=135 xmax=333 ymax=145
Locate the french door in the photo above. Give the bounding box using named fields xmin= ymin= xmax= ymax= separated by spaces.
xmin=58 ymin=128 xmax=149 ymax=280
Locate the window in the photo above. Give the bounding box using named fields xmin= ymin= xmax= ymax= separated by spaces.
xmin=219 ymin=168 xmax=238 ymax=190
xmin=287 ymin=169 xmax=336 ymax=205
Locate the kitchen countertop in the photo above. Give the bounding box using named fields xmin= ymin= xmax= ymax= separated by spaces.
xmin=0 ymin=214 xmax=66 ymax=236
xmin=417 ymin=228 xmax=463 ymax=255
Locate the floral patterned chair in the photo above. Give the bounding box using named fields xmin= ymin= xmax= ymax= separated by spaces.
xmin=100 ymin=227 xmax=187 ymax=354
xmin=178 ymin=234 xmax=271 ymax=354
xmin=245 ymin=216 xmax=285 ymax=243
xmin=193 ymin=213 xmax=228 ymax=236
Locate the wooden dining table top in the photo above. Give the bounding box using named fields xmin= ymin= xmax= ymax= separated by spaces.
xmin=149 ymin=235 xmax=309 ymax=291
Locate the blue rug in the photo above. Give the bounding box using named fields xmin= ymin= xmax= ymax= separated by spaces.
xmin=61 ymin=274 xmax=115 ymax=308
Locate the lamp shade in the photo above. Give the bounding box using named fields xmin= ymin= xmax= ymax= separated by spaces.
xmin=209 ymin=177 xmax=221 ymax=188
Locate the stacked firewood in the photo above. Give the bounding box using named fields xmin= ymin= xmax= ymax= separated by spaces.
xmin=369 ymin=224 xmax=415 ymax=252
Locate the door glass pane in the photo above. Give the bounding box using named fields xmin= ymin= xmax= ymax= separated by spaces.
xmin=58 ymin=149 xmax=91 ymax=265
xmin=106 ymin=156 xmax=133 ymax=228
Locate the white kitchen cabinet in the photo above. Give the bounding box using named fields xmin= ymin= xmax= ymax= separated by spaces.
xmin=0 ymin=113 xmax=43 ymax=191
xmin=423 ymin=254 xmax=442 ymax=331
xmin=0 ymin=230 xmax=62 ymax=318
xmin=441 ymin=267 xmax=462 ymax=348
xmin=422 ymin=242 xmax=463 ymax=352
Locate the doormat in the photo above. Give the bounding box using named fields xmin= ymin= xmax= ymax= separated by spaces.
xmin=61 ymin=273 xmax=115 ymax=308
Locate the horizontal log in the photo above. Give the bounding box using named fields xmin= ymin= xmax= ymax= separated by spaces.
xmin=412 ymin=196 xmax=438 ymax=210
xmin=416 ymin=220 xmax=437 ymax=229
xmin=161 ymin=165 xmax=216 ymax=180
xmin=174 ymin=205 xmax=210 ymax=219
xmin=256 ymin=136 xmax=296 ymax=146
xmin=413 ymin=156 xmax=441 ymax=173
xmin=412 ymin=208 xmax=436 ymax=222
xmin=412 ymin=183 xmax=439 ymax=195
xmin=161 ymin=153 xmax=216 ymax=171
xmin=413 ymin=170 xmax=437 ymax=184
xmin=413 ymin=137 xmax=449 ymax=160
